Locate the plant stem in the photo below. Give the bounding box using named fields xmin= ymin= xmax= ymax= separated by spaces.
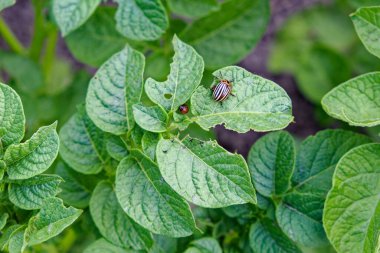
xmin=0 ymin=17 xmax=26 ymax=55
xmin=42 ymin=26 xmax=58 ymax=76
xmin=28 ymin=0 xmax=46 ymax=61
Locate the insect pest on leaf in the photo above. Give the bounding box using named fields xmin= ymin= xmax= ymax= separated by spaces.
xmin=211 ymin=79 xmax=234 ymax=102
xmin=179 ymin=104 xmax=189 ymax=114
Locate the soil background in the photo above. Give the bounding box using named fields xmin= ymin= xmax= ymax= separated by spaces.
xmin=1 ymin=0 xmax=332 ymax=157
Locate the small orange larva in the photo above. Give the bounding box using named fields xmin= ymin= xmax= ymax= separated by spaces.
xmin=179 ymin=104 xmax=189 ymax=114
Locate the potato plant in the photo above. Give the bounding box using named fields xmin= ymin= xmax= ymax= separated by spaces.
xmin=0 ymin=0 xmax=379 ymax=253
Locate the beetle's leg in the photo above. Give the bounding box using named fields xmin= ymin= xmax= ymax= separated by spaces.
xmin=230 ymin=93 xmax=236 ymax=97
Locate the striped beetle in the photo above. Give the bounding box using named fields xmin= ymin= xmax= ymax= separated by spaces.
xmin=211 ymin=79 xmax=233 ymax=102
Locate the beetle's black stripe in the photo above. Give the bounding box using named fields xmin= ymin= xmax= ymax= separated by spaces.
xmin=213 ymin=82 xmax=229 ymax=101
xmin=213 ymin=81 xmax=232 ymax=102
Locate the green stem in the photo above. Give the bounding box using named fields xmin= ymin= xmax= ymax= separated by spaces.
xmin=42 ymin=27 xmax=58 ymax=76
xmin=0 ymin=17 xmax=26 ymax=55
xmin=28 ymin=0 xmax=46 ymax=61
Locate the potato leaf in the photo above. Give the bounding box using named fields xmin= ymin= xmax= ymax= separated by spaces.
xmin=133 ymin=104 xmax=168 ymax=133
xmin=5 ymin=122 xmax=59 ymax=180
xmin=180 ymin=0 xmax=269 ymax=69
xmin=86 ymin=45 xmax=145 ymax=134
xmin=191 ymin=66 xmax=293 ymax=133
xmin=65 ymin=7 xmax=127 ymax=67
xmin=8 ymin=225 xmax=27 ymax=253
xmin=156 ymin=137 xmax=256 ymax=208
xmin=145 ymin=36 xmax=204 ymax=112
xmin=8 ymin=175 xmax=63 ymax=210
xmin=115 ymin=150 xmax=198 ymax=237
xmin=26 ymin=198 xmax=82 ymax=245
xmin=106 ymin=135 xmax=128 ymax=162
xmin=59 ymin=106 xmax=107 ymax=174
xmin=167 ymin=0 xmax=219 ymax=18
xmin=277 ymin=130 xmax=371 ymax=247
xmin=56 ymin=162 xmax=94 ymax=208
xmin=53 ymin=0 xmax=101 ymax=36
xmin=0 ymin=82 xmax=25 ymax=147
xmin=324 ymin=143 xmax=380 ymax=253
xmin=247 ymin=131 xmax=295 ymax=197
xmin=249 ymin=219 xmax=301 ymax=253
xmin=90 ymin=181 xmax=153 ymax=250
xmin=84 ymin=239 xmax=133 ymax=253
xmin=0 ymin=0 xmax=14 ymax=11
xmin=115 ymin=0 xmax=168 ymax=41
xmin=322 ymin=72 xmax=380 ymax=127
xmin=351 ymin=6 xmax=380 ymax=59
xmin=184 ymin=237 xmax=222 ymax=253
xmin=141 ymin=132 xmax=160 ymax=160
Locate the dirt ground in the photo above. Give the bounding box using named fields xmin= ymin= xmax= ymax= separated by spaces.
xmin=1 ymin=0 xmax=332 ymax=157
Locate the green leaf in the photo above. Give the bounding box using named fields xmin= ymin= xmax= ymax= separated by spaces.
xmin=90 ymin=181 xmax=153 ymax=250
xmin=145 ymin=36 xmax=204 ymax=111
xmin=56 ymin=162 xmax=94 ymax=208
xmin=8 ymin=225 xmax=27 ymax=253
xmin=351 ymin=6 xmax=380 ymax=59
xmin=5 ymin=122 xmax=59 ymax=180
xmin=322 ymin=72 xmax=380 ymax=127
xmin=185 ymin=238 xmax=222 ymax=253
xmin=59 ymin=106 xmax=107 ymax=174
xmin=223 ymin=204 xmax=256 ymax=219
xmin=276 ymin=202 xmax=328 ymax=248
xmin=115 ymin=0 xmax=168 ymax=41
xmin=149 ymin=234 xmax=178 ymax=253
xmin=156 ymin=137 xmax=256 ymax=208
xmin=0 ymin=0 xmax=14 ymax=11
xmin=294 ymin=45 xmax=351 ymax=104
xmin=106 ymin=135 xmax=128 ymax=162
xmin=0 ymin=213 xmax=8 ymax=230
xmin=115 ymin=150 xmax=197 ymax=237
xmin=130 ymin=125 xmax=144 ymax=148
xmin=180 ymin=0 xmax=269 ymax=69
xmin=247 ymin=131 xmax=295 ymax=197
xmin=86 ymin=45 xmax=145 ymax=134
xmin=324 ymin=143 xmax=380 ymax=253
xmin=0 ymin=160 xmax=5 ymax=180
xmin=168 ymin=0 xmax=219 ymax=18
xmin=84 ymin=239 xmax=133 ymax=253
xmin=0 ymin=52 xmax=44 ymax=94
xmin=141 ymin=132 xmax=160 ymax=160
xmin=65 ymin=7 xmax=127 ymax=67
xmin=26 ymin=198 xmax=82 ymax=245
xmin=133 ymin=104 xmax=168 ymax=133
xmin=0 ymin=82 xmax=25 ymax=147
xmin=53 ymin=0 xmax=101 ymax=36
xmin=249 ymin=219 xmax=301 ymax=253
xmin=0 ymin=225 xmax=20 ymax=251
xmin=191 ymin=66 xmax=293 ymax=133
xmin=8 ymin=175 xmax=63 ymax=210
xmin=277 ymin=130 xmax=372 ymax=247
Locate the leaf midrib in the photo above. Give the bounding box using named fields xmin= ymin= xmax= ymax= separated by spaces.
xmin=6 ymin=128 xmax=55 ymax=168
xmin=175 ymin=138 xmax=254 ymax=202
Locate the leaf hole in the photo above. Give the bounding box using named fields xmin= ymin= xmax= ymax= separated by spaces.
xmin=164 ymin=93 xmax=173 ymax=99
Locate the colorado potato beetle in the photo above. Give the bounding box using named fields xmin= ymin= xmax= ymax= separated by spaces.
xmin=179 ymin=104 xmax=189 ymax=114
xmin=211 ymin=79 xmax=233 ymax=102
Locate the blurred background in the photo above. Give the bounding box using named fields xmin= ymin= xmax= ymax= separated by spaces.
xmin=1 ymin=0 xmax=379 ymax=159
